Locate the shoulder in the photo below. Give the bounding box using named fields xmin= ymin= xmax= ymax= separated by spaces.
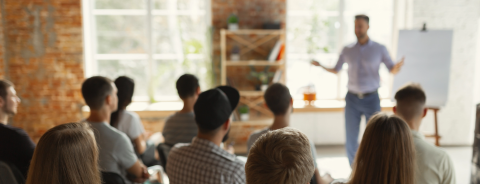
xmin=248 ymin=129 xmax=268 ymax=145
xmin=122 ymin=111 xmax=141 ymax=121
xmin=370 ymin=41 xmax=388 ymax=50
xmin=92 ymin=123 xmax=130 ymax=142
xmin=414 ymin=138 xmax=452 ymax=163
xmin=0 ymin=125 xmax=34 ymax=144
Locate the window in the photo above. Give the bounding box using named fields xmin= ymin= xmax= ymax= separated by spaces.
xmin=286 ymin=0 xmax=395 ymax=100
xmin=83 ymin=0 xmax=212 ymax=102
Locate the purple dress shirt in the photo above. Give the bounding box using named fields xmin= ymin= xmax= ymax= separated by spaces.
xmin=334 ymin=39 xmax=395 ymax=94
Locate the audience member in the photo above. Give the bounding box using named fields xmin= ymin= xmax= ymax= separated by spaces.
xmin=332 ymin=113 xmax=415 ymax=184
xmin=110 ymin=76 xmax=147 ymax=155
xmin=25 ymin=122 xmax=101 ymax=184
xmin=246 ymin=127 xmax=315 ymax=184
xmin=109 ymin=76 xmax=158 ymax=166
xmin=162 ymin=74 xmax=200 ymax=148
xmin=246 ymin=83 xmax=332 ymax=184
xmin=0 ymin=79 xmax=34 ymax=178
xmin=82 ymin=76 xmax=149 ymax=184
xmin=167 ymin=86 xmax=245 ymax=184
xmin=394 ymin=83 xmax=456 ymax=184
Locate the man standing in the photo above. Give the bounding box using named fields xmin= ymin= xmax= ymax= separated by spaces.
xmin=312 ymin=15 xmax=404 ymax=165
xmin=0 ymin=80 xmax=34 ymax=178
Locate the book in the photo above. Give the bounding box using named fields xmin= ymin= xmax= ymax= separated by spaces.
xmin=271 ymin=70 xmax=283 ymax=84
xmin=276 ymin=43 xmax=285 ymax=61
xmin=268 ymin=40 xmax=283 ymax=62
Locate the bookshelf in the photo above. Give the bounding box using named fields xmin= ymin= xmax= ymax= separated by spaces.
xmin=220 ymin=29 xmax=286 ymax=121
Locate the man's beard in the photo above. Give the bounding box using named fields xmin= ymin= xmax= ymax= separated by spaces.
xmin=3 ymin=101 xmax=15 ymax=116
xmin=222 ymin=129 xmax=230 ymax=143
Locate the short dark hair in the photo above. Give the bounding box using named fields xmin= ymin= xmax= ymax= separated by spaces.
xmin=394 ymin=83 xmax=427 ymax=122
xmin=0 ymin=80 xmax=13 ymax=102
xmin=264 ymin=83 xmax=292 ymax=115
xmin=81 ymin=76 xmax=113 ymax=110
xmin=176 ymin=74 xmax=199 ymax=99
xmin=355 ymin=14 xmax=369 ymax=24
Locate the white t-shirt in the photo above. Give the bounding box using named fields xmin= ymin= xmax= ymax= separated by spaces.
xmin=117 ymin=111 xmax=145 ymax=141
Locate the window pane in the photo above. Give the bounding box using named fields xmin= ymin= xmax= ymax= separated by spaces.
xmin=153 ymin=0 xmax=168 ymax=9
xmin=96 ymin=15 xmax=147 ymax=54
xmin=152 ymin=59 xmax=211 ymax=100
xmin=97 ymin=60 xmax=149 ymax=97
xmin=95 ymin=0 xmax=145 ymax=9
xmin=288 ymin=0 xmax=338 ymax=11
xmin=178 ymin=0 xmax=204 ymax=10
xmin=152 ymin=16 xmax=174 ymax=54
xmin=287 ymin=59 xmax=338 ymax=100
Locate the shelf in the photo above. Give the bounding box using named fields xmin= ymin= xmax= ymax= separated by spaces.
xmin=224 ymin=29 xmax=284 ymax=35
xmin=226 ymin=61 xmax=284 ymax=66
xmin=239 ymin=91 xmax=264 ymax=96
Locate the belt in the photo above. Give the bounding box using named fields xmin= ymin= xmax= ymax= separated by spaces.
xmin=348 ymin=90 xmax=377 ymax=99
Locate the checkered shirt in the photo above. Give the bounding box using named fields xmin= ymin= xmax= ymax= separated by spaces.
xmin=167 ymin=137 xmax=246 ymax=184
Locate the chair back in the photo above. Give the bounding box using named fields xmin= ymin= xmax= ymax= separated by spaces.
xmin=156 ymin=143 xmax=172 ymax=173
xmin=0 ymin=161 xmax=19 ymax=184
xmin=101 ymin=171 xmax=126 ymax=184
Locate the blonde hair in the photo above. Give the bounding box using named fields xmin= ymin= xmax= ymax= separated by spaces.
xmin=26 ymin=122 xmax=101 ymax=184
xmin=349 ymin=113 xmax=415 ymax=184
xmin=246 ymin=127 xmax=314 ymax=184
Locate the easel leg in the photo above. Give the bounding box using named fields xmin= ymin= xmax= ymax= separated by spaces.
xmin=434 ymin=109 xmax=440 ymax=146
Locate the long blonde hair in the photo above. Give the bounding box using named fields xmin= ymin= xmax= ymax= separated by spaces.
xmin=349 ymin=113 xmax=415 ymax=184
xmin=26 ymin=122 xmax=101 ymax=184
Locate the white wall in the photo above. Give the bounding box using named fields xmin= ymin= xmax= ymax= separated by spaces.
xmin=292 ymin=0 xmax=480 ymax=146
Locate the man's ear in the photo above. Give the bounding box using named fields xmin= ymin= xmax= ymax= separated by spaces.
xmin=105 ymin=94 xmax=111 ymax=106
xmin=223 ymin=118 xmax=231 ymax=131
xmin=290 ymin=97 xmax=293 ymax=106
xmin=0 ymin=97 xmax=4 ymax=109
xmin=393 ymin=106 xmax=397 ymax=114
xmin=196 ymin=87 xmax=201 ymax=95
xmin=422 ymin=108 xmax=428 ymax=118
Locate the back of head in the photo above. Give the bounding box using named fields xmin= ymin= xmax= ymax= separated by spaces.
xmin=246 ymin=127 xmax=314 ymax=184
xmin=394 ymin=83 xmax=426 ymax=122
xmin=350 ymin=113 xmax=415 ymax=184
xmin=110 ymin=76 xmax=135 ymax=127
xmin=264 ymin=83 xmax=292 ymax=115
xmin=26 ymin=122 xmax=101 ymax=184
xmin=176 ymin=74 xmax=199 ymax=99
xmin=81 ymin=76 xmax=113 ymax=110
xmin=0 ymin=79 xmax=13 ymax=102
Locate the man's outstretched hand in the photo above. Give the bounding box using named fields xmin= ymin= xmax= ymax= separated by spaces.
xmin=311 ymin=60 xmax=338 ymax=74
xmin=391 ymin=57 xmax=405 ymax=75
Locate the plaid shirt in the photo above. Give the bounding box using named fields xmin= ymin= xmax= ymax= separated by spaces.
xmin=167 ymin=137 xmax=246 ymax=184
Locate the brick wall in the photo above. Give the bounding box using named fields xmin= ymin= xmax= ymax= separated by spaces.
xmin=0 ymin=1 xmax=5 ymax=79
xmin=1 ymin=0 xmax=84 ymax=142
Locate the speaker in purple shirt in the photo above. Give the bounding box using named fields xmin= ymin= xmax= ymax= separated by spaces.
xmin=312 ymin=14 xmax=405 ymax=166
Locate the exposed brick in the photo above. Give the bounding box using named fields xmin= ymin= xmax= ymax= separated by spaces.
xmin=1 ymin=0 xmax=84 ymax=142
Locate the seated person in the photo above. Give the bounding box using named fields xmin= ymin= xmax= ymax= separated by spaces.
xmin=246 ymin=127 xmax=315 ymax=184
xmin=393 ymin=83 xmax=456 ymax=184
xmin=162 ymin=74 xmax=200 ymax=148
xmin=246 ymin=83 xmax=331 ymax=184
xmin=110 ymin=76 xmax=157 ymax=166
xmin=332 ymin=113 xmax=415 ymax=184
xmin=26 ymin=122 xmax=102 ymax=184
xmin=81 ymin=76 xmax=149 ymax=184
xmin=0 ymin=79 xmax=35 ymax=178
xmin=167 ymin=86 xmax=245 ymax=184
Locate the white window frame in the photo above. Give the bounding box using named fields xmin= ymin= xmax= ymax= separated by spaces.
xmin=81 ymin=0 xmax=210 ymax=102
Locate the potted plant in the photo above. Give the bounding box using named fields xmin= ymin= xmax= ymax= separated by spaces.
xmin=231 ymin=45 xmax=240 ymax=61
xmin=238 ymin=105 xmax=250 ymax=121
xmin=249 ymin=66 xmax=274 ymax=91
xmin=227 ymin=14 xmax=239 ymax=30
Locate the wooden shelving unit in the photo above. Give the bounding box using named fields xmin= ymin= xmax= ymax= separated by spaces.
xmin=220 ymin=29 xmax=286 ymax=121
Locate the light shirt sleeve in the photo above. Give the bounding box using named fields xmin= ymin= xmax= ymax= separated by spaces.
xmin=381 ymin=46 xmax=395 ymax=71
xmin=441 ymin=154 xmax=456 ymax=184
xmin=123 ymin=111 xmax=145 ymax=140
xmin=334 ymin=47 xmax=346 ymax=72
xmin=116 ymin=133 xmax=139 ymax=170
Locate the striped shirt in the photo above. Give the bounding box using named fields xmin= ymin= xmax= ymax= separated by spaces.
xmin=167 ymin=137 xmax=246 ymax=184
xmin=162 ymin=112 xmax=198 ymax=146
